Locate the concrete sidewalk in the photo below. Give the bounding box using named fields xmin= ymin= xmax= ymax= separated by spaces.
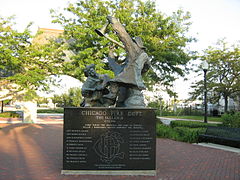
xmin=159 ymin=116 xmax=222 ymax=125
xmin=197 ymin=143 xmax=240 ymax=153
xmin=0 ymin=123 xmax=239 ymax=180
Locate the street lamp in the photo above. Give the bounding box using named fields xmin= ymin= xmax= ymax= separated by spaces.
xmin=1 ymin=101 xmax=3 ymax=113
xmin=201 ymin=60 xmax=209 ymax=123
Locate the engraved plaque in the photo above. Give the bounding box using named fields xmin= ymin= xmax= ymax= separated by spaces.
xmin=62 ymin=107 xmax=156 ymax=174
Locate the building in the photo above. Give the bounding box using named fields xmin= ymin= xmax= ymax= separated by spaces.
xmin=32 ymin=28 xmax=64 ymax=45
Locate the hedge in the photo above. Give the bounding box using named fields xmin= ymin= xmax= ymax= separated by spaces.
xmin=221 ymin=112 xmax=240 ymax=128
xmin=156 ymin=124 xmax=179 ymax=140
xmin=156 ymin=123 xmax=206 ymax=143
xmin=174 ymin=127 xmax=206 ymax=143
xmin=37 ymin=108 xmax=64 ymax=113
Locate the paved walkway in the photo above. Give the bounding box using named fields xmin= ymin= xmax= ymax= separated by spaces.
xmin=0 ymin=123 xmax=239 ymax=180
xmin=159 ymin=117 xmax=222 ymax=125
xmin=37 ymin=113 xmax=63 ymax=124
xmin=0 ymin=113 xmax=64 ymax=124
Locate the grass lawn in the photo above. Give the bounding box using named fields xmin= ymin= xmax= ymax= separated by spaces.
xmin=162 ymin=115 xmax=222 ymax=122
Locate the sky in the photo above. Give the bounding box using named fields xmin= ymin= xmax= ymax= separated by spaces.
xmin=1 ymin=0 xmax=240 ymax=99
xmin=156 ymin=0 xmax=240 ymax=100
xmin=156 ymin=0 xmax=240 ymax=51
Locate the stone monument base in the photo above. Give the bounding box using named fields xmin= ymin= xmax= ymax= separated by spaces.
xmin=62 ymin=107 xmax=156 ymax=176
xmin=61 ymin=170 xmax=156 ymax=176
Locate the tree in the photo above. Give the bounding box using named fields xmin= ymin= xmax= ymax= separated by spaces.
xmin=51 ymin=94 xmax=63 ymax=108
xmin=0 ymin=16 xmax=65 ymax=101
xmin=51 ymin=87 xmax=82 ymax=107
xmin=65 ymin=87 xmax=82 ymax=107
xmin=37 ymin=97 xmax=49 ymax=106
xmin=190 ymin=39 xmax=240 ymax=112
xmin=51 ymin=0 xmax=195 ymax=93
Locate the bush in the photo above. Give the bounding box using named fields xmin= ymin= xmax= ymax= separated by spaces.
xmin=157 ymin=120 xmax=163 ymax=125
xmin=156 ymin=124 xmax=180 ymax=139
xmin=221 ymin=112 xmax=240 ymax=128
xmin=0 ymin=112 xmax=20 ymax=118
xmin=174 ymin=127 xmax=206 ymax=143
xmin=156 ymin=123 xmax=206 ymax=143
xmin=37 ymin=108 xmax=64 ymax=113
xmin=170 ymin=120 xmax=218 ymax=128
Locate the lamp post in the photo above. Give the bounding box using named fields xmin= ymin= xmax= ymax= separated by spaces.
xmin=202 ymin=60 xmax=209 ymax=123
xmin=1 ymin=101 xmax=3 ymax=113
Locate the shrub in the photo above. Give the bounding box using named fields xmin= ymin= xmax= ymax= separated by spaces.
xmin=37 ymin=108 xmax=64 ymax=113
xmin=170 ymin=120 xmax=218 ymax=128
xmin=0 ymin=112 xmax=20 ymax=118
xmin=174 ymin=127 xmax=206 ymax=143
xmin=157 ymin=120 xmax=163 ymax=125
xmin=156 ymin=124 xmax=179 ymax=139
xmin=221 ymin=112 xmax=240 ymax=128
xmin=156 ymin=123 xmax=206 ymax=143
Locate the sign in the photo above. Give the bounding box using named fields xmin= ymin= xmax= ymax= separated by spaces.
xmin=62 ymin=107 xmax=156 ymax=175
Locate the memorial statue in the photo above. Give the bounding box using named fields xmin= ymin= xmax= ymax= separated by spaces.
xmin=105 ymin=45 xmax=128 ymax=107
xmin=82 ymin=16 xmax=150 ymax=107
xmin=64 ymin=19 xmax=156 ymax=177
xmin=105 ymin=16 xmax=150 ymax=107
xmin=81 ymin=64 xmax=115 ymax=107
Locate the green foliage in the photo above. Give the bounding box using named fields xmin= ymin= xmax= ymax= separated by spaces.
xmin=37 ymin=97 xmax=49 ymax=105
xmin=156 ymin=124 xmax=179 ymax=139
xmin=51 ymin=0 xmax=195 ymax=91
xmin=156 ymin=123 xmax=205 ymax=143
xmin=3 ymin=99 xmax=11 ymax=104
xmin=37 ymin=108 xmax=64 ymax=113
xmin=148 ymin=104 xmax=202 ymax=116
xmin=147 ymin=99 xmax=169 ymax=116
xmin=147 ymin=96 xmax=203 ymax=116
xmin=66 ymin=87 xmax=82 ymax=107
xmin=222 ymin=112 xmax=240 ymax=128
xmin=0 ymin=111 xmax=20 ymax=118
xmin=0 ymin=16 xmax=65 ymax=100
xmin=190 ymin=39 xmax=240 ymax=112
xmin=0 ymin=16 xmax=31 ymax=77
xmin=51 ymin=87 xmax=82 ymax=107
xmin=174 ymin=127 xmax=206 ymax=143
xmin=174 ymin=108 xmax=202 ymax=116
xmin=157 ymin=120 xmax=163 ymax=125
xmin=51 ymin=94 xmax=64 ymax=107
xmin=170 ymin=120 xmax=218 ymax=128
